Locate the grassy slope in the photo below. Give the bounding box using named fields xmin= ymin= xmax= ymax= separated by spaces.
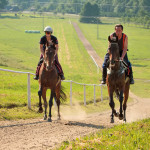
xmin=77 ymin=21 xmax=150 ymax=98
xmin=58 ymin=118 xmax=150 ymax=150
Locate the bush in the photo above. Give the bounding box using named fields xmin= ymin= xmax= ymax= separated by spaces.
xmin=80 ymin=16 xmax=101 ymax=24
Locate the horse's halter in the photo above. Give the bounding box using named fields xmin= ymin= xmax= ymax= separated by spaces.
xmin=44 ymin=45 xmax=56 ymax=71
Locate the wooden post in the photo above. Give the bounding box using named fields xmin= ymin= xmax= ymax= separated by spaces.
xmin=84 ymin=84 xmax=86 ymax=106
xmin=27 ymin=73 xmax=31 ymax=109
xmin=70 ymin=81 xmax=72 ymax=106
xmin=94 ymin=85 xmax=96 ymax=105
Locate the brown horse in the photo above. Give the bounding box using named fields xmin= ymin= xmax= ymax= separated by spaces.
xmin=107 ymin=41 xmax=130 ymax=123
xmin=38 ymin=42 xmax=66 ymax=122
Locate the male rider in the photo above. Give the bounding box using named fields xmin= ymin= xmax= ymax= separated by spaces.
xmin=101 ymin=24 xmax=134 ymax=84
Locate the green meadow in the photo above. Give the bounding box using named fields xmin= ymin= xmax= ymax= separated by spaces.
xmin=58 ymin=118 xmax=150 ymax=150
xmin=0 ymin=13 xmax=149 ymax=120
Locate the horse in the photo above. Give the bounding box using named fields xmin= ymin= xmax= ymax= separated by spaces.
xmin=106 ymin=40 xmax=130 ymax=123
xmin=38 ymin=42 xmax=66 ymax=122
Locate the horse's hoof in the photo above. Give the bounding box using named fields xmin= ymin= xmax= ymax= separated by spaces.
xmin=119 ymin=114 xmax=123 ymax=120
xmin=43 ymin=116 xmax=47 ymax=120
xmin=110 ymin=118 xmax=114 ymax=123
xmin=38 ymin=108 xmax=43 ymax=113
xmin=123 ymin=118 xmax=126 ymax=122
xmin=48 ymin=118 xmax=52 ymax=122
xmin=114 ymin=112 xmax=119 ymax=117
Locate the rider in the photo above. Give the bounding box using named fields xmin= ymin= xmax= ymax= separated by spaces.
xmin=101 ymin=24 xmax=134 ymax=84
xmin=34 ymin=26 xmax=65 ymax=80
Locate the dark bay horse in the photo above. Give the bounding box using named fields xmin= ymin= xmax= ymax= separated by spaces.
xmin=107 ymin=41 xmax=130 ymax=123
xmin=38 ymin=42 xmax=66 ymax=122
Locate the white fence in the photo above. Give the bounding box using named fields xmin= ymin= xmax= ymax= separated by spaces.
xmin=0 ymin=68 xmax=105 ymax=109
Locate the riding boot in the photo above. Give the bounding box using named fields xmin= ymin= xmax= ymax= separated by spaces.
xmin=129 ymin=67 xmax=134 ymax=84
xmin=34 ymin=65 xmax=40 ymax=80
xmin=60 ymin=74 xmax=65 ymax=80
xmin=101 ymin=67 xmax=107 ymax=84
xmin=33 ymin=58 xmax=43 ymax=80
xmin=55 ymin=54 xmax=65 ymax=80
xmin=34 ymin=75 xmax=39 ymax=80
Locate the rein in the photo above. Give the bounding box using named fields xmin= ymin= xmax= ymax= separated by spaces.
xmin=43 ymin=55 xmax=56 ymax=72
xmin=110 ymin=58 xmax=128 ymax=68
xmin=108 ymin=59 xmax=126 ymax=75
xmin=43 ymin=62 xmax=55 ymax=72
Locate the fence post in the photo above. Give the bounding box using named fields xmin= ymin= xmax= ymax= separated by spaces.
xmin=70 ymin=81 xmax=72 ymax=106
xmin=94 ymin=84 xmax=96 ymax=105
xmin=101 ymin=85 xmax=103 ymax=101
xmin=84 ymin=84 xmax=86 ymax=106
xmin=27 ymin=73 xmax=31 ymax=109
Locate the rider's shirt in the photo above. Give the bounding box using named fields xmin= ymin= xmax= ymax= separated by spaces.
xmin=112 ymin=32 xmax=126 ymax=52
xmin=40 ymin=35 xmax=58 ymax=51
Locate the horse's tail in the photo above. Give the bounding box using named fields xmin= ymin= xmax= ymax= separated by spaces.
xmin=60 ymin=86 xmax=67 ymax=103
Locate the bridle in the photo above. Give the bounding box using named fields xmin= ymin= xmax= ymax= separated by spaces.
xmin=43 ymin=47 xmax=56 ymax=71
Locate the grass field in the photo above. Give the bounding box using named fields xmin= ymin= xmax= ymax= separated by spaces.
xmin=0 ymin=13 xmax=149 ymax=120
xmin=58 ymin=118 xmax=150 ymax=150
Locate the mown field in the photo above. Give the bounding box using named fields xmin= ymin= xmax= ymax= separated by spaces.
xmin=0 ymin=13 xmax=149 ymax=120
xmin=58 ymin=118 xmax=150 ymax=150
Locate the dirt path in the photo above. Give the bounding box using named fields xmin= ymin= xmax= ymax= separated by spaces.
xmin=0 ymin=22 xmax=150 ymax=150
xmin=0 ymin=96 xmax=150 ymax=150
xmin=72 ymin=22 xmax=103 ymax=71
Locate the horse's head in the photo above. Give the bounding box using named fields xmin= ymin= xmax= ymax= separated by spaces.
xmin=108 ymin=42 xmax=120 ymax=70
xmin=44 ymin=44 xmax=56 ymax=71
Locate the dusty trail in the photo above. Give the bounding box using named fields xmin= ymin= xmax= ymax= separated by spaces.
xmin=72 ymin=23 xmax=103 ymax=71
xmin=0 ymin=22 xmax=150 ymax=150
xmin=0 ymin=96 xmax=150 ymax=150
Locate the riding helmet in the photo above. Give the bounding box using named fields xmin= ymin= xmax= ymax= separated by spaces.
xmin=44 ymin=26 xmax=53 ymax=34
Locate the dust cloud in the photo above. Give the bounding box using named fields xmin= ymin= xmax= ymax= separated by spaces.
xmin=60 ymin=102 xmax=87 ymax=121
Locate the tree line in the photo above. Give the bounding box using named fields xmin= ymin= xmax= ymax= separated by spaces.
xmin=4 ymin=0 xmax=149 ymax=17
xmin=1 ymin=0 xmax=150 ymax=28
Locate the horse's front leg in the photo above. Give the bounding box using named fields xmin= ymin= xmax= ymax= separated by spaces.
xmin=54 ymin=96 xmax=61 ymax=120
xmin=109 ymin=91 xmax=115 ymax=123
xmin=48 ymin=90 xmax=54 ymax=122
xmin=42 ymin=88 xmax=47 ymax=120
xmin=123 ymin=82 xmax=130 ymax=122
xmin=55 ymin=86 xmax=61 ymax=120
xmin=38 ymin=86 xmax=43 ymax=113
xmin=119 ymin=90 xmax=124 ymax=120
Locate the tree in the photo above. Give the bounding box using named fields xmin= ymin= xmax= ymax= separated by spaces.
xmin=80 ymin=2 xmax=101 ymax=24
xmin=146 ymin=20 xmax=150 ymax=29
xmin=0 ymin=0 xmax=8 ymax=9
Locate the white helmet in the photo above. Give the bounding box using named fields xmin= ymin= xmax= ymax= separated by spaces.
xmin=44 ymin=26 xmax=53 ymax=33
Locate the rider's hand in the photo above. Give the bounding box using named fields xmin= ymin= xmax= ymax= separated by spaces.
xmin=120 ymin=57 xmax=123 ymax=61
